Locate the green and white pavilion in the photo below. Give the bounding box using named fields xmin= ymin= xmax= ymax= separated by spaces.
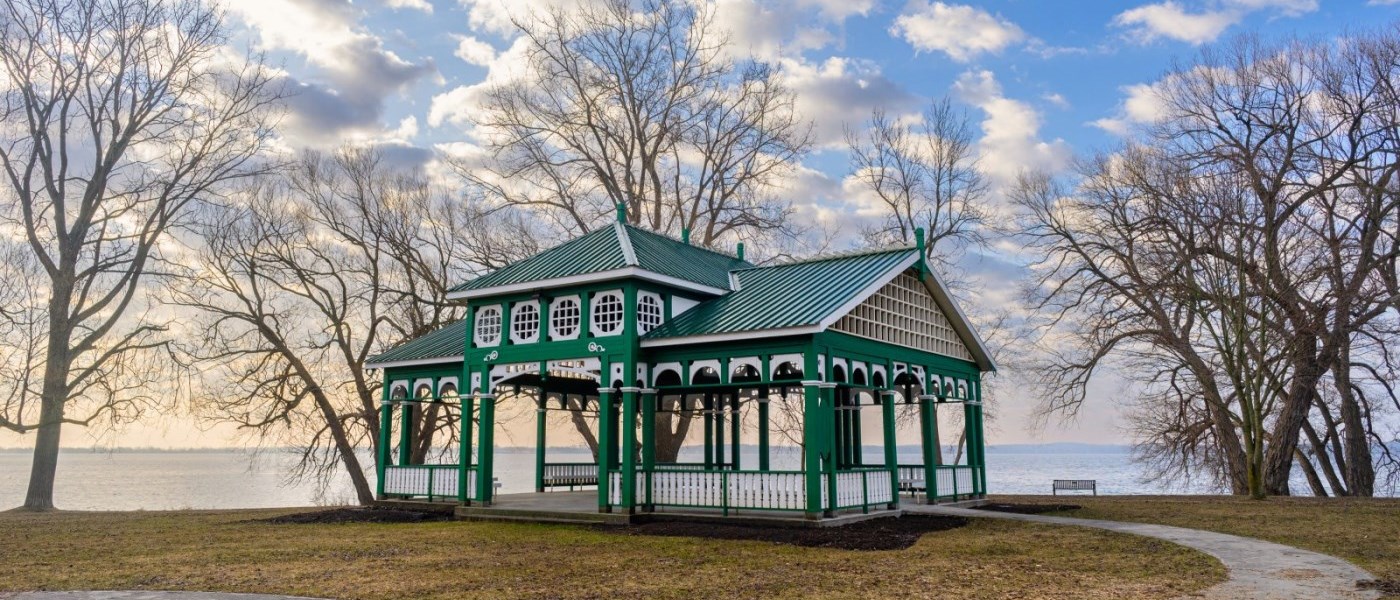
xmin=366 ymin=208 xmax=993 ymax=521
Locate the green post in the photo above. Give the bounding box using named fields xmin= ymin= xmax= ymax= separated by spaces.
xmin=920 ymin=393 xmax=937 ymax=504
xmin=376 ymin=379 xmax=392 ymax=499
xmin=597 ymin=389 xmax=613 ymax=512
xmin=853 ymin=404 xmax=863 ymax=466
xmin=620 ymin=387 xmax=638 ymax=512
xmin=534 ymin=400 xmax=547 ymax=493
xmin=729 ymin=395 xmax=740 ymax=470
xmin=475 ymin=392 xmax=496 ymax=505
xmin=641 ymin=389 xmax=656 ymax=509
xmin=757 ymin=394 xmax=770 ymax=471
xmin=702 ymin=394 xmax=714 ymax=468
xmin=398 ymin=397 xmax=414 ymax=466
xmin=822 ymin=383 xmax=838 ymax=517
xmin=801 ymin=379 xmax=823 ymax=518
xmin=880 ymin=390 xmax=898 ymax=509
xmin=608 ymin=393 xmax=621 ymax=470
xmin=714 ymin=397 xmax=726 ymax=468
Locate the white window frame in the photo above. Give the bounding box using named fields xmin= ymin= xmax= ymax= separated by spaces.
xmin=510 ymin=300 xmax=541 ymax=344
xmin=473 ymin=304 xmax=502 ymax=347
xmin=636 ymin=291 xmax=664 ymax=334
xmin=549 ymin=295 xmax=582 ymax=341
xmin=590 ymin=290 xmax=625 ymax=337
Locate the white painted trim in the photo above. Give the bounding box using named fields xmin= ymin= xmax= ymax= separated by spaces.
xmin=472 ymin=304 xmax=503 ymax=347
xmin=412 ymin=378 xmax=435 ymax=397
xmin=917 ymin=394 xmax=939 ymax=401
xmin=915 ymin=266 xmax=998 ymax=372
xmin=447 ymin=267 xmax=729 ymax=300
xmin=615 ymin=222 xmax=638 ymax=265
xmin=590 ymin=289 xmax=626 ymax=337
xmin=509 ymin=299 xmax=541 ymax=344
xmin=799 ymin=380 xmax=825 ymax=387
xmin=689 ymin=359 xmax=721 ymax=382
xmin=640 ymin=325 xmax=823 ymax=348
xmin=640 ymin=388 xmax=658 ymax=395
xmin=437 ymin=377 xmax=459 ymax=395
xmin=618 ymin=386 xmax=644 ymax=393
xmin=816 ymin=253 xmax=920 ymax=331
xmin=366 ymin=356 xmax=464 ymax=370
xmin=547 ymin=295 xmax=582 ymax=341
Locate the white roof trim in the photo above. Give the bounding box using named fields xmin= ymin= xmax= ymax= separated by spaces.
xmin=446 ymin=266 xmax=729 ymax=300
xmin=614 ymin=222 xmax=638 ymax=266
xmin=364 ymin=355 xmax=464 ymax=370
xmin=640 ymin=325 xmax=823 ymax=348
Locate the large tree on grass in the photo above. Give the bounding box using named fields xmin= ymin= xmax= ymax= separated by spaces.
xmin=0 ymin=0 xmax=279 ymax=510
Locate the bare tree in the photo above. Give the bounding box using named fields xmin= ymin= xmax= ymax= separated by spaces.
xmin=461 ymin=0 xmax=811 ymax=461
xmin=0 ymin=0 xmax=279 ymax=510
xmin=169 ymin=149 xmax=505 ymax=504
xmin=845 ymin=99 xmax=987 ymax=264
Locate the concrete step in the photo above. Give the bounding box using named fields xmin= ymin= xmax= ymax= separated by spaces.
xmin=454 ymin=505 xmax=633 ymax=526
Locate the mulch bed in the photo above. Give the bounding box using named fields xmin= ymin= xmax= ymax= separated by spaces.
xmin=1359 ymin=579 xmax=1400 ymax=595
xmin=975 ymin=502 xmax=1081 ymax=515
xmin=610 ymin=514 xmax=969 ymax=551
xmin=254 ymin=507 xmax=454 ymax=524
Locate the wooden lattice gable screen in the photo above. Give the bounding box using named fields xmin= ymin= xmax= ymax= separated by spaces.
xmin=830 ymin=270 xmax=973 ymax=361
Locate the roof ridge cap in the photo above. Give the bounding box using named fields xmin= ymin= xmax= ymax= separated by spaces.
xmin=614 ymin=221 xmax=638 ymax=266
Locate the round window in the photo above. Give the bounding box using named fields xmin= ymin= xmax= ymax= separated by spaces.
xmin=475 ymin=306 xmax=501 ymax=346
xmin=637 ymin=294 xmax=663 ymax=334
xmin=512 ymin=302 xmax=540 ymax=342
xmin=592 ymin=292 xmax=624 ymax=334
xmin=551 ymin=297 xmax=580 ymax=339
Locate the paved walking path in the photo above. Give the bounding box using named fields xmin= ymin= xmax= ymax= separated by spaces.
xmin=907 ymin=504 xmax=1382 ymax=599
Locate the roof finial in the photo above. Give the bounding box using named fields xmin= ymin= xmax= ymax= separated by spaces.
xmin=615 ymin=202 xmax=627 ymax=224
xmin=736 ymin=242 xmax=745 ymax=261
xmin=914 ymin=227 xmax=928 ymax=274
xmin=681 ymin=228 xmax=691 ymax=244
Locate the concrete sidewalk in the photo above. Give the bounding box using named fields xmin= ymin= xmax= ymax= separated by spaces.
xmin=907 ymin=504 xmax=1382 ymax=599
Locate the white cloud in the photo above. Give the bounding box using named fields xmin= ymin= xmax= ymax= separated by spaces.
xmin=454 ymin=35 xmax=497 ymax=66
xmin=952 ymin=69 xmax=1071 ymax=190
xmin=1112 ymin=0 xmax=1318 ymax=45
xmin=1089 ymin=80 xmax=1171 ymax=136
xmin=1042 ymin=92 xmax=1070 ymax=109
xmin=890 ymin=1 xmax=1025 ymax=62
xmin=778 ymin=57 xmax=920 ymax=147
xmin=383 ymin=0 xmax=433 ymax=12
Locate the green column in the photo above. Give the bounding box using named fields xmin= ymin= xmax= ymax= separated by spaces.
xmin=853 ymin=404 xmax=864 ymax=466
xmin=920 ymin=393 xmax=937 ymax=504
xmin=801 ymin=379 xmax=823 ymax=518
xmin=757 ymin=394 xmax=770 ymax=471
xmin=822 ymin=383 xmax=838 ymax=516
xmin=702 ymin=395 xmax=713 ymax=468
xmin=475 ymin=392 xmax=496 ymax=504
xmin=714 ymin=397 xmax=725 ymax=468
xmin=641 ymin=390 xmax=656 ymax=509
xmin=398 ymin=398 xmax=414 ymax=466
xmin=596 ymin=389 xmax=614 ymax=512
xmin=608 ymin=394 xmax=621 ymax=470
xmin=880 ymin=390 xmax=898 ymax=509
xmin=462 ymin=396 xmax=474 ymax=467
xmin=534 ymin=399 xmax=547 ymax=493
xmin=620 ymin=387 xmax=638 ymax=512
xmin=376 ymin=380 xmax=392 ymax=500
xmin=729 ymin=395 xmax=740 ymax=470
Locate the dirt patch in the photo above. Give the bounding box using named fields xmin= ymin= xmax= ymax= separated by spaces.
xmin=610 ymin=514 xmax=969 ymax=551
xmin=975 ymin=502 xmax=1081 ymax=515
xmin=1359 ymin=579 xmax=1400 ymax=595
xmin=254 ymin=507 xmax=453 ymax=524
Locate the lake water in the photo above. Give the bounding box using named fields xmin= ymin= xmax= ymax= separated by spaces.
xmin=0 ymin=447 xmax=1316 ymax=511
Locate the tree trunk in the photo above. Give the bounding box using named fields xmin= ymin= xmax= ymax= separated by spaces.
xmin=1262 ymin=340 xmax=1327 ymax=496
xmin=1293 ymin=448 xmax=1329 ymax=497
xmin=22 ymin=383 xmax=66 ymax=511
xmin=310 ymin=390 xmax=374 ymax=505
xmin=1332 ymin=351 xmax=1374 ymax=496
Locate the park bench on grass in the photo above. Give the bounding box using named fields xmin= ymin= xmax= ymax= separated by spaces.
xmin=1052 ymin=479 xmax=1096 ymax=496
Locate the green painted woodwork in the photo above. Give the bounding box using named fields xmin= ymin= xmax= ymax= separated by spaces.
xmin=375 ymin=379 xmax=392 ymax=499
xmin=641 ymin=391 xmax=656 ymax=508
xmin=398 ymin=402 xmax=413 ymax=466
xmin=534 ymin=405 xmax=546 ymax=493
xmin=729 ymin=395 xmax=740 ymax=471
xmin=644 ymin=247 xmax=916 ymax=341
xmin=459 ymin=396 xmax=473 ymax=503
xmin=596 ymin=389 xmax=613 ymax=511
xmin=703 ymin=396 xmax=713 ymax=468
xmin=476 ymin=391 xmax=495 ymax=504
xmin=757 ymin=398 xmax=770 ymax=471
xmin=920 ymin=395 xmax=937 ymax=504
xmin=880 ymin=391 xmax=898 ymax=509
xmin=620 ymin=389 xmax=638 ymax=511
xmin=714 ymin=399 xmax=725 ymax=468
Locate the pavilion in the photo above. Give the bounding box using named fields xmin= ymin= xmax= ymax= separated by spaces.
xmin=365 ymin=207 xmax=994 ymax=521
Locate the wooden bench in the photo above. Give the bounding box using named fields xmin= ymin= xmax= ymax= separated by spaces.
xmin=1052 ymin=479 xmax=1096 ymax=495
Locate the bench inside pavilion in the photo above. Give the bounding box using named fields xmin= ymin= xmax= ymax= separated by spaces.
xmin=366 ymin=209 xmax=994 ymax=521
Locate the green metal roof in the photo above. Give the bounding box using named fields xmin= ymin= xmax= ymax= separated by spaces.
xmin=626 ymin=226 xmax=751 ymax=290
xmin=643 ymin=246 xmax=918 ymax=340
xmin=449 ymin=223 xmax=750 ymax=296
xmin=366 ymin=320 xmax=466 ymax=368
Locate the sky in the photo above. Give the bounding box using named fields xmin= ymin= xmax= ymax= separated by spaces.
xmin=5 ymin=0 xmax=1399 ymax=451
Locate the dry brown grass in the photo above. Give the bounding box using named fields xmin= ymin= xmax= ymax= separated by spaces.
xmin=0 ymin=507 xmax=1220 ymax=600
xmin=996 ymin=495 xmax=1400 ymax=599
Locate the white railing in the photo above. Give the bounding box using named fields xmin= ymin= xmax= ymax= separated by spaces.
xmin=955 ymin=466 xmax=974 ymax=492
xmin=383 ymin=464 xmax=471 ymax=500
xmin=611 ymin=468 xmax=900 ymax=513
xmin=895 ymin=464 xmax=982 ymax=500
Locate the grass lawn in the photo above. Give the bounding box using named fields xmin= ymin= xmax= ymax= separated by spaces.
xmin=0 ymin=507 xmax=1220 ymax=600
xmin=997 ymin=495 xmax=1400 ymax=598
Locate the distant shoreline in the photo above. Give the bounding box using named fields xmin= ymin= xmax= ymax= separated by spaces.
xmin=0 ymin=442 xmax=1137 ymax=455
